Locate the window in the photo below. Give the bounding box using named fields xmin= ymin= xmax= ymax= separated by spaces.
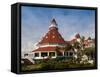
xmin=46 ymin=36 xmax=48 ymax=38
xmin=49 ymin=52 xmax=55 ymax=56
xmin=41 ymin=52 xmax=47 ymax=57
xmin=24 ymin=53 xmax=28 ymax=57
xmin=34 ymin=53 xmax=39 ymax=57
xmin=52 ymin=36 xmax=55 ymax=38
xmin=64 ymin=52 xmax=68 ymax=56
xmin=49 ymin=43 xmax=56 ymax=45
xmin=69 ymin=52 xmax=73 ymax=56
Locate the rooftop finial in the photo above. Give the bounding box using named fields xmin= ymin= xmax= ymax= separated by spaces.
xmin=49 ymin=18 xmax=58 ymax=28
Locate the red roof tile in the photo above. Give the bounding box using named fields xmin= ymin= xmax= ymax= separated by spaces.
xmin=38 ymin=19 xmax=66 ymax=45
xmin=68 ymin=39 xmax=76 ymax=44
xmin=33 ymin=46 xmax=64 ymax=52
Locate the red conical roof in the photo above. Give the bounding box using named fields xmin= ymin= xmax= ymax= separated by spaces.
xmin=38 ymin=19 xmax=66 ymax=45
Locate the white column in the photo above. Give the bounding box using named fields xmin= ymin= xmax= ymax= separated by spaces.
xmin=55 ymin=51 xmax=57 ymax=57
xmin=33 ymin=52 xmax=35 ymax=58
xmin=63 ymin=51 xmax=64 ymax=56
xmin=39 ymin=52 xmax=41 ymax=58
xmin=48 ymin=52 xmax=49 ymax=57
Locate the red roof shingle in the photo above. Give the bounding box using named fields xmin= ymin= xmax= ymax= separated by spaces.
xmin=38 ymin=24 xmax=66 ymax=44
xmin=33 ymin=46 xmax=64 ymax=52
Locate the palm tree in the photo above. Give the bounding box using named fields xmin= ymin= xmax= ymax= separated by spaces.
xmin=73 ymin=41 xmax=83 ymax=63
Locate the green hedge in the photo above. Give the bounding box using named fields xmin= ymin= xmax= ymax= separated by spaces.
xmin=22 ymin=58 xmax=94 ymax=71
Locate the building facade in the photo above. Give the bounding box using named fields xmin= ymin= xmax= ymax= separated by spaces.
xmin=32 ymin=19 xmax=74 ymax=59
xmin=23 ymin=19 xmax=95 ymax=61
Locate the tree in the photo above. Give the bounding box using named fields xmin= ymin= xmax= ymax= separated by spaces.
xmin=81 ymin=36 xmax=85 ymax=40
xmin=73 ymin=41 xmax=81 ymax=49
xmin=73 ymin=41 xmax=83 ymax=63
xmin=65 ymin=44 xmax=73 ymax=51
xmin=81 ymin=36 xmax=85 ymax=42
xmin=88 ymin=37 xmax=91 ymax=40
xmin=84 ymin=47 xmax=95 ymax=59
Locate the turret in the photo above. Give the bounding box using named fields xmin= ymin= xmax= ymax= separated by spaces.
xmin=49 ymin=18 xmax=58 ymax=30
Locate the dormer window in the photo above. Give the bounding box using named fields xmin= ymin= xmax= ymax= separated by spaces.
xmin=46 ymin=36 xmax=48 ymax=38
xmin=52 ymin=36 xmax=55 ymax=38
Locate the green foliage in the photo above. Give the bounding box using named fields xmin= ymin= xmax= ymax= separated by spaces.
xmin=65 ymin=44 xmax=73 ymax=51
xmin=88 ymin=37 xmax=92 ymax=40
xmin=21 ymin=58 xmax=95 ymax=71
xmin=21 ymin=64 xmax=42 ymax=71
xmin=84 ymin=47 xmax=95 ymax=59
xmin=81 ymin=36 xmax=85 ymax=42
xmin=75 ymin=42 xmax=81 ymax=48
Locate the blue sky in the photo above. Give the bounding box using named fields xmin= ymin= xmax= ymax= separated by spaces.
xmin=21 ymin=6 xmax=95 ymax=52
